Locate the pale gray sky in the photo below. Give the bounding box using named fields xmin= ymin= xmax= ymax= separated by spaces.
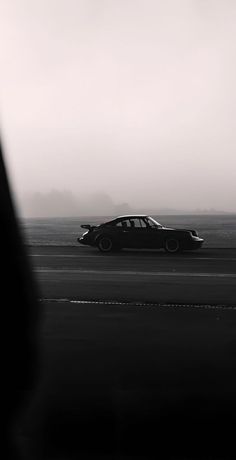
xmin=1 ymin=0 xmax=236 ymax=215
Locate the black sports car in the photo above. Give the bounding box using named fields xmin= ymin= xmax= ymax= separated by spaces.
xmin=77 ymin=215 xmax=204 ymax=253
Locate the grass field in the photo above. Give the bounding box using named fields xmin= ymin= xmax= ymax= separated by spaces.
xmin=20 ymin=214 xmax=236 ymax=247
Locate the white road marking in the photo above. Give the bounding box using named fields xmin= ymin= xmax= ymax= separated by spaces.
xmin=35 ymin=268 xmax=236 ymax=278
xmin=32 ymin=254 xmax=94 ymax=257
xmin=39 ymin=298 xmax=236 ymax=310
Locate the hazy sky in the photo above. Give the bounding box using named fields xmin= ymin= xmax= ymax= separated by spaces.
xmin=1 ymin=0 xmax=236 ymax=214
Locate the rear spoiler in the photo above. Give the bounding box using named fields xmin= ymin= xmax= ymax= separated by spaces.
xmin=81 ymin=224 xmax=98 ymax=230
xmin=81 ymin=224 xmax=92 ymax=230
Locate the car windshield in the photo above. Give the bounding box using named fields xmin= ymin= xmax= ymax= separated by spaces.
xmin=146 ymin=217 xmax=162 ymax=228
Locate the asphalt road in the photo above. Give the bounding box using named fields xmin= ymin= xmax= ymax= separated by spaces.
xmin=17 ymin=246 xmax=236 ymax=459
xmin=30 ymin=246 xmax=236 ymax=305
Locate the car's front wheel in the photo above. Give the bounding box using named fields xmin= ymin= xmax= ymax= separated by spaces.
xmin=97 ymin=236 xmax=114 ymax=253
xmin=164 ymin=238 xmax=180 ymax=253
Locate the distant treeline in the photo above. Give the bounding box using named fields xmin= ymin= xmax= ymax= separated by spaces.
xmin=21 ymin=190 xmax=132 ymax=218
xmin=20 ymin=190 xmax=232 ymax=218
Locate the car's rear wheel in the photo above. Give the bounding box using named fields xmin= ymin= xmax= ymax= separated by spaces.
xmin=164 ymin=238 xmax=180 ymax=253
xmin=97 ymin=236 xmax=114 ymax=253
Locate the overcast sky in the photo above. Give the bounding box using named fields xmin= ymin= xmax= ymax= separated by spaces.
xmin=1 ymin=0 xmax=236 ymax=215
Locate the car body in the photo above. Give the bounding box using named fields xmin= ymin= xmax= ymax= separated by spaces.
xmin=77 ymin=215 xmax=204 ymax=253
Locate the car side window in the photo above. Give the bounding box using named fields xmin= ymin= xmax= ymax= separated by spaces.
xmin=122 ymin=220 xmax=131 ymax=228
xmin=129 ymin=218 xmax=145 ymax=228
xmin=115 ymin=220 xmax=130 ymax=228
xmin=115 ymin=219 xmax=148 ymax=228
xmin=138 ymin=218 xmax=148 ymax=228
xmin=144 ymin=217 xmax=156 ymax=228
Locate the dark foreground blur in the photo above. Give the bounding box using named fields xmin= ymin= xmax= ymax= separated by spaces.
xmin=1 ymin=142 xmax=39 ymax=460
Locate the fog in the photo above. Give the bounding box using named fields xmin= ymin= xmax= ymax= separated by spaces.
xmin=1 ymin=0 xmax=236 ymax=216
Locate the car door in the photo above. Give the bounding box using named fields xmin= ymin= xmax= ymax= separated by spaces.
xmin=112 ymin=219 xmax=132 ymax=247
xmin=123 ymin=217 xmax=162 ymax=248
xmin=128 ymin=218 xmax=151 ymax=248
xmin=142 ymin=217 xmax=163 ymax=248
xmin=113 ymin=219 xmax=144 ymax=248
xmin=122 ymin=218 xmax=152 ymax=248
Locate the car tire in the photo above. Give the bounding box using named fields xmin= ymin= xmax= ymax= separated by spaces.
xmin=97 ymin=236 xmax=114 ymax=253
xmin=164 ymin=238 xmax=180 ymax=253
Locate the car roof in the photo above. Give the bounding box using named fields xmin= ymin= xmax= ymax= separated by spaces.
xmin=115 ymin=215 xmax=148 ymax=219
